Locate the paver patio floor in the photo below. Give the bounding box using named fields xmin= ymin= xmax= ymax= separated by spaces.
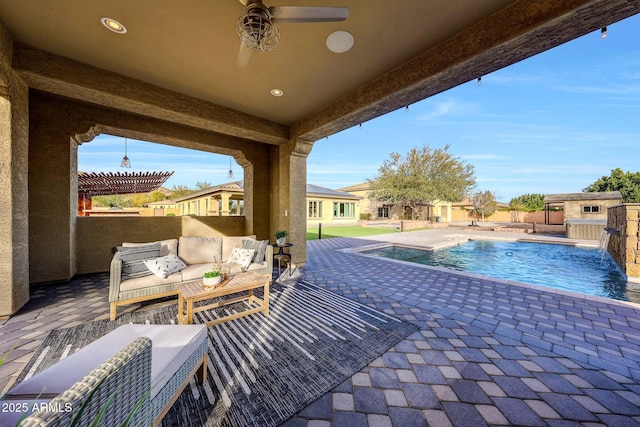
xmin=3 ymin=233 xmax=640 ymax=426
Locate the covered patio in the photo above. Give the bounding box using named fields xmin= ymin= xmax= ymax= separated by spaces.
xmin=2 ymin=1 xmax=640 ymax=425
xmin=3 ymin=235 xmax=640 ymax=425
xmin=1 ymin=1 xmax=639 ymax=316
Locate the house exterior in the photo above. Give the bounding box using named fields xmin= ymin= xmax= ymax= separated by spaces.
xmin=172 ymin=182 xmax=362 ymax=225
xmin=543 ymin=191 xmax=623 ymax=224
xmin=173 ymin=181 xmax=245 ymax=216
xmin=338 ymin=182 xmax=452 ymax=222
xmin=306 ymin=184 xmax=362 ymax=226
xmin=146 ymin=200 xmax=180 ymax=217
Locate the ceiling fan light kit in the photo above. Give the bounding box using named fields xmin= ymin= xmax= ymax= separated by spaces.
xmin=236 ymin=2 xmax=280 ymax=52
xmin=235 ymin=0 xmax=348 ymax=67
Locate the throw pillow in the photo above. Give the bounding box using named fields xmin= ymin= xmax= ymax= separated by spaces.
xmin=122 ymin=239 xmax=178 ymax=256
xmin=227 ymin=247 xmax=255 ymax=269
xmin=116 ymin=243 xmax=162 ymax=280
xmin=178 ymin=236 xmax=222 ymax=265
xmin=143 ymin=253 xmax=187 ymax=279
xmin=242 ymin=239 xmax=268 ymax=264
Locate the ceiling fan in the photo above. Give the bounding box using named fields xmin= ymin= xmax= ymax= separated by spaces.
xmin=236 ymin=0 xmax=348 ymax=68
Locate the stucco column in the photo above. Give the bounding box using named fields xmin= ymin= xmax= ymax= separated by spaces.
xmin=220 ymin=192 xmax=231 ymax=216
xmin=28 ymin=95 xmax=79 ymax=283
xmin=272 ymin=138 xmax=313 ymax=266
xmin=0 ymin=23 xmax=30 ymax=316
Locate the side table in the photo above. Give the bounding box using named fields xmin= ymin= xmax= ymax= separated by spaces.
xmin=272 ymin=243 xmax=293 ymax=276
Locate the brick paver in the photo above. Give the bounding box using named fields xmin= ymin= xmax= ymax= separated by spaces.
xmin=4 ymin=237 xmax=640 ymax=426
xmin=286 ymin=237 xmax=640 ymax=426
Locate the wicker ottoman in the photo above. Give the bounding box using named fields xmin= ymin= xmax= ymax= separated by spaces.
xmin=0 ymin=324 xmax=207 ymax=426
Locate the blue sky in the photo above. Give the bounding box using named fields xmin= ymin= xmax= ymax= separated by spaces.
xmin=79 ymin=14 xmax=640 ymax=202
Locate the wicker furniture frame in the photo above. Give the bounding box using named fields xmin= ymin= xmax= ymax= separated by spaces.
xmin=4 ymin=330 xmax=207 ymax=426
xmin=109 ymin=240 xmax=273 ymax=320
xmin=178 ymin=271 xmax=271 ymax=326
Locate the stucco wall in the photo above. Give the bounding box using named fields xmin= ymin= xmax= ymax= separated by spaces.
xmin=565 ymin=199 xmax=621 ymax=221
xmin=28 ymin=92 xmax=274 ymax=284
xmin=607 ymin=204 xmax=640 ymax=280
xmin=0 ymin=24 xmax=30 ymax=315
xmin=76 ymin=216 xmax=246 ymax=274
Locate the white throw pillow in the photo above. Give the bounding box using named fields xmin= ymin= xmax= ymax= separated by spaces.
xmin=227 ymin=247 xmax=255 ymax=269
xmin=143 ymin=253 xmax=187 ymax=278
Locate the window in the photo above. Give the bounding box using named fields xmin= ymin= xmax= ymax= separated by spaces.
xmin=308 ymin=201 xmax=323 ymax=218
xmin=377 ymin=206 xmax=389 ymax=218
xmin=582 ymin=205 xmax=600 ymax=213
xmin=333 ymin=202 xmax=355 ymax=218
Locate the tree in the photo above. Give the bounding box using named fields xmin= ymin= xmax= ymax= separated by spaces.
xmin=169 ymin=184 xmax=196 ymax=199
xmin=195 ymin=181 xmax=213 ymax=190
xmin=368 ymin=145 xmax=476 ymax=220
xmin=472 ymin=190 xmax=497 ymax=226
xmin=92 ymin=194 xmax=130 ymax=207
xmin=148 ymin=190 xmax=167 ymax=202
xmin=583 ymin=168 xmax=640 ymax=203
xmin=509 ymin=193 xmax=545 ymax=212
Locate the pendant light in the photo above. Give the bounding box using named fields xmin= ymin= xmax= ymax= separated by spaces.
xmin=120 ymin=113 xmax=131 ymax=168
xmin=227 ymin=156 xmax=234 ymax=179
xmin=120 ymin=137 xmax=131 ymax=168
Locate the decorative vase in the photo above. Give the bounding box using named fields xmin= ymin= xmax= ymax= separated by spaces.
xmin=203 ymin=276 xmax=221 ymax=287
xmin=276 ymin=237 xmax=287 ymax=245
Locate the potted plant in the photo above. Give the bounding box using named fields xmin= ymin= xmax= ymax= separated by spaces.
xmin=202 ymin=270 xmax=222 ymax=287
xmin=274 ymin=230 xmax=288 ymax=245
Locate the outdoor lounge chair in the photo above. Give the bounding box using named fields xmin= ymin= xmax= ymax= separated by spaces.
xmin=0 ymin=324 xmax=207 ymax=426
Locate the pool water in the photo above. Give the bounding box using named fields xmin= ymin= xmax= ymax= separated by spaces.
xmin=363 ymin=240 xmax=635 ymax=302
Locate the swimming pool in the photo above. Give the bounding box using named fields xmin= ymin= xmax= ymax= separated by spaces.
xmin=362 ymin=240 xmax=636 ymax=302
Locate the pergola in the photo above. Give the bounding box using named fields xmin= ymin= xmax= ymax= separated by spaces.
xmin=77 ymin=171 xmax=174 ymax=216
xmin=77 ymin=171 xmax=174 ymax=197
xmin=1 ymin=0 xmax=639 ymax=315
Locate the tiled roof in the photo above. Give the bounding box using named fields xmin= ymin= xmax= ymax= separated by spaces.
xmin=306 ymin=184 xmax=361 ymax=200
xmin=337 ymin=182 xmax=370 ymax=192
xmin=172 ymin=180 xmax=244 ymax=202
xmin=544 ymin=191 xmax=623 ymax=202
xmin=174 ymin=181 xmax=360 ymax=202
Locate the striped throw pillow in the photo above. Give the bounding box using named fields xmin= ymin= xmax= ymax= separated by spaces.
xmin=116 ymin=242 xmax=161 ymax=280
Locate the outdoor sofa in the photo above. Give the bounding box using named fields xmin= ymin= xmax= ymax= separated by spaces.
xmin=0 ymin=324 xmax=207 ymax=426
xmin=109 ymin=235 xmax=273 ymax=320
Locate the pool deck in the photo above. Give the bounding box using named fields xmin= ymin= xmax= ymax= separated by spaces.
xmin=3 ymin=229 xmax=640 ymax=426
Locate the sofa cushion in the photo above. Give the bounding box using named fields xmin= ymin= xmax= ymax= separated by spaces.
xmin=222 ymin=235 xmax=255 ymax=261
xmin=119 ymin=271 xmax=183 ymax=292
xmin=228 ymin=247 xmax=255 ymax=269
xmin=122 ymin=239 xmax=178 ymax=256
xmin=243 ymin=239 xmax=268 ymax=264
xmin=180 ymin=263 xmax=217 ymax=281
xmin=178 ymin=236 xmax=222 ymax=264
xmin=116 ymin=243 xmax=162 ymax=280
xmin=144 ymin=253 xmax=187 ymax=278
xmin=4 ymin=324 xmax=207 ymax=401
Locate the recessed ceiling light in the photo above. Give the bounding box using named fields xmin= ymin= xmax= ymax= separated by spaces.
xmin=270 ymin=89 xmax=284 ymax=97
xmin=101 ymin=17 xmax=127 ymax=34
xmin=326 ymin=31 xmax=354 ymax=53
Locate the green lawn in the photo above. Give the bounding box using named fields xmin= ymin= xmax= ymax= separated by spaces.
xmin=306 ymin=225 xmax=400 ymax=240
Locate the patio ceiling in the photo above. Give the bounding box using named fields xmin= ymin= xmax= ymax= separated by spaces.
xmin=1 ymin=0 xmax=638 ymax=145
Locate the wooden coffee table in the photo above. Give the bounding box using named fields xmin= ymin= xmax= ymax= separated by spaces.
xmin=177 ymin=271 xmax=271 ymax=326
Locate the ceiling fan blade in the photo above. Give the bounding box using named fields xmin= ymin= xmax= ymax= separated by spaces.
xmin=237 ymin=42 xmax=252 ymax=68
xmin=270 ymin=6 xmax=348 ymax=23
